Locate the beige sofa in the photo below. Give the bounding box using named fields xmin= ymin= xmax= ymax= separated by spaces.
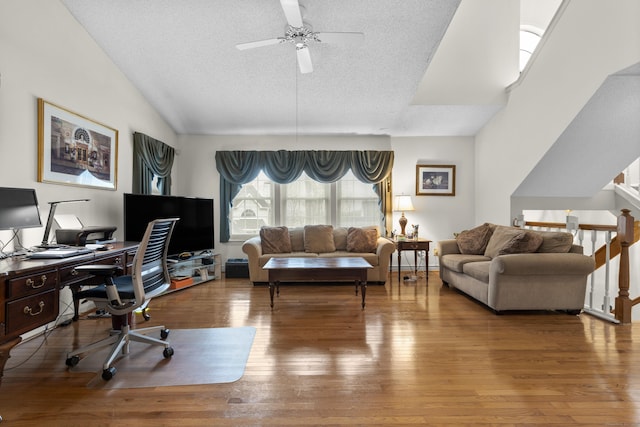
xmin=242 ymin=225 xmax=396 ymax=285
xmin=437 ymin=223 xmax=595 ymax=314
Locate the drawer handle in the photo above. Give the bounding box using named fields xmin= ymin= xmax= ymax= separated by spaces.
xmin=24 ymin=301 xmax=45 ymax=316
xmin=26 ymin=275 xmax=47 ymax=289
xmin=71 ymin=268 xmax=78 ymax=276
xmin=114 ymin=258 xmax=122 ymax=265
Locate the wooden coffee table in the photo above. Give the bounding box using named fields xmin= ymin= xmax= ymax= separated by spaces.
xmin=262 ymin=257 xmax=373 ymax=309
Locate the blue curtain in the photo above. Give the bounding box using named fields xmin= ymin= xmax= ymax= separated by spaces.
xmin=215 ymin=150 xmax=394 ymax=242
xmin=132 ymin=132 xmax=175 ymax=195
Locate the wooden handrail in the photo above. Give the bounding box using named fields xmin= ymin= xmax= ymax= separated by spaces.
xmin=524 ymin=221 xmax=617 ymax=232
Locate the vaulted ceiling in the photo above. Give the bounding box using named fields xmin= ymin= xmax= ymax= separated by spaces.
xmin=61 ymin=0 xmax=525 ymax=137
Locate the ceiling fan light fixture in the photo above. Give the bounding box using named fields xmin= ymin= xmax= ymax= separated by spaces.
xmin=235 ymin=0 xmax=363 ymax=74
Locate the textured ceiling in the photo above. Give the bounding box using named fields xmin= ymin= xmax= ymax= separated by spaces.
xmin=61 ymin=0 xmax=504 ymax=137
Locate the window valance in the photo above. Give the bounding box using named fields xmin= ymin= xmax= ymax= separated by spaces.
xmin=132 ymin=132 xmax=175 ymax=195
xmin=215 ymin=150 xmax=394 ymax=241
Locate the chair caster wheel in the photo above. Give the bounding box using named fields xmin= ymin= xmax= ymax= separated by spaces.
xmin=163 ymin=347 xmax=174 ymax=358
xmin=102 ymin=367 xmax=117 ymax=381
xmin=65 ymin=355 xmax=80 ymax=367
xmin=142 ymin=308 xmax=150 ymax=321
xmin=161 ymin=328 xmax=170 ymax=339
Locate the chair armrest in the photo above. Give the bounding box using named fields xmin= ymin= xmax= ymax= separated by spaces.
xmin=491 ymin=253 xmax=595 ymax=276
xmin=437 ymin=239 xmax=460 ymax=256
xmin=74 ymin=264 xmax=124 ymax=277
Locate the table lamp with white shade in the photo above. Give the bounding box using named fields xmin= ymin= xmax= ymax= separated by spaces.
xmin=393 ymin=194 xmax=415 ymax=237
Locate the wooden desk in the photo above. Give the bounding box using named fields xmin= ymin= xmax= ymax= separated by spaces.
xmin=263 ymin=257 xmax=372 ymax=309
xmin=394 ymin=238 xmax=431 ymax=283
xmin=0 ymin=242 xmax=138 ymax=380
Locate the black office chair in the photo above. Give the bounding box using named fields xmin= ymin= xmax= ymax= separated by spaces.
xmin=65 ymin=218 xmax=179 ymax=381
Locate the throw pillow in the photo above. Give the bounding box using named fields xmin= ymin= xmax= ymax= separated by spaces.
xmin=304 ymin=225 xmax=336 ymax=253
xmin=289 ymin=227 xmax=305 ymax=252
xmin=484 ymin=226 xmax=543 ymax=258
xmin=456 ymin=223 xmax=494 ymax=255
xmin=497 ymin=230 xmax=543 ymax=255
xmin=347 ymin=227 xmax=378 ymax=253
xmin=535 ymin=230 xmax=574 ymax=253
xmin=260 ymin=226 xmax=292 ymax=254
xmin=333 ymin=227 xmax=348 ymax=251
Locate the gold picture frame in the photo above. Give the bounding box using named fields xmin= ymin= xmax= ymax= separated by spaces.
xmin=416 ymin=164 xmax=455 ymax=196
xmin=38 ymin=98 xmax=118 ymax=190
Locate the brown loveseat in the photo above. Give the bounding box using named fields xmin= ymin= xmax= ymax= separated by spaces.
xmin=437 ymin=223 xmax=595 ymax=314
xmin=242 ymin=225 xmax=396 ymax=285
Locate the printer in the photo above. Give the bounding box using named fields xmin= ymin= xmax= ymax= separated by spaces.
xmin=54 ymin=214 xmax=117 ymax=246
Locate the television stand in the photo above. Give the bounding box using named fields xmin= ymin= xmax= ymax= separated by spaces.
xmin=166 ymin=251 xmax=220 ymax=293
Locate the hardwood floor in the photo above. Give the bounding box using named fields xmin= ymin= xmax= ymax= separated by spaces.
xmin=2 ymin=271 xmax=639 ymax=426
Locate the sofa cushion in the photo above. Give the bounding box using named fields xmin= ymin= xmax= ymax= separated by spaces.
xmin=462 ymin=261 xmax=491 ymax=283
xmin=333 ymin=227 xmax=348 ymax=251
xmin=347 ymin=227 xmax=378 ymax=253
xmin=484 ymin=226 xmax=543 ymax=258
xmin=440 ymin=254 xmax=491 ymax=273
xmin=260 ymin=226 xmax=292 ymax=254
xmin=535 ymin=230 xmax=574 ymax=253
xmin=304 ymin=225 xmax=336 ymax=253
xmin=456 ymin=223 xmax=494 ymax=255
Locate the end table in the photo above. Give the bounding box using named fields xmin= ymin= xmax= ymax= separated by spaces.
xmin=392 ymin=238 xmax=431 ymax=283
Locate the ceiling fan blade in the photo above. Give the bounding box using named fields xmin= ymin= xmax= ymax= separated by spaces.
xmin=280 ymin=0 xmax=303 ymax=28
xmin=314 ymin=32 xmax=365 ymax=44
xmin=236 ymin=38 xmax=285 ymax=50
xmin=296 ymin=46 xmax=313 ymax=74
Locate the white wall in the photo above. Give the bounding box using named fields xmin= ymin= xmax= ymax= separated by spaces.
xmin=177 ymin=133 xmax=476 ymax=270
xmin=390 ymin=136 xmax=475 ymax=268
xmin=0 ymin=0 xmax=177 ymax=250
xmin=474 ymin=0 xmax=640 ymax=225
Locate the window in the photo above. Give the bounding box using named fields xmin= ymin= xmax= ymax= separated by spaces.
xmin=519 ymin=27 xmax=542 ymax=72
xmin=230 ymin=171 xmax=381 ymax=238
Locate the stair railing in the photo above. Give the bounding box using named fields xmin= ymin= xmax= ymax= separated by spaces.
xmin=523 ymin=209 xmax=637 ymax=324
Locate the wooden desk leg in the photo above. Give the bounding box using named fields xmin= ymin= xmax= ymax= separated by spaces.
xmin=397 ymin=251 xmax=402 ymax=283
xmin=360 ymin=281 xmax=367 ymax=309
xmin=414 ymin=250 xmax=418 ymax=276
xmin=70 ymin=283 xmax=81 ymax=321
xmin=0 ymin=336 xmax=22 ymax=382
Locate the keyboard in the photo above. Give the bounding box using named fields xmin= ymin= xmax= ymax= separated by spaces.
xmin=27 ymin=247 xmax=93 ymax=259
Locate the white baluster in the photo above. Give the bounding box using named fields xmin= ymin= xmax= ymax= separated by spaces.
xmin=602 ymin=231 xmax=612 ymax=314
xmin=589 ymin=230 xmax=598 ymax=310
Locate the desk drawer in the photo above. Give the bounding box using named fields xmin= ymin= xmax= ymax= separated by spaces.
xmin=6 ymin=289 xmax=57 ymax=336
xmin=6 ymin=269 xmax=58 ymax=299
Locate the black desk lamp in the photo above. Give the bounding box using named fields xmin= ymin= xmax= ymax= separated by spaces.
xmin=39 ymin=199 xmax=89 ymax=248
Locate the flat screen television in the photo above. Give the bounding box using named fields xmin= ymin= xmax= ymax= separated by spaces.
xmin=123 ymin=193 xmax=214 ymax=256
xmin=0 ymin=187 xmax=42 ymax=230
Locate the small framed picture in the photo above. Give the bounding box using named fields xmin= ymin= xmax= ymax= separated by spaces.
xmin=38 ymin=98 xmax=118 ymax=190
xmin=416 ymin=165 xmax=455 ymax=196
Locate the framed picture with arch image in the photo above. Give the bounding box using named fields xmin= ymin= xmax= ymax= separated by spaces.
xmin=37 ymin=98 xmax=118 ymax=190
xmin=416 ymin=164 xmax=455 ymax=196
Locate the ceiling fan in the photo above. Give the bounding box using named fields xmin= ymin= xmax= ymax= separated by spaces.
xmin=235 ymin=0 xmax=364 ymax=73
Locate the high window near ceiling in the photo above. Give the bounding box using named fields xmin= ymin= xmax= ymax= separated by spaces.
xmin=519 ymin=26 xmax=542 ymax=71
xmin=519 ymin=0 xmax=561 ymax=72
